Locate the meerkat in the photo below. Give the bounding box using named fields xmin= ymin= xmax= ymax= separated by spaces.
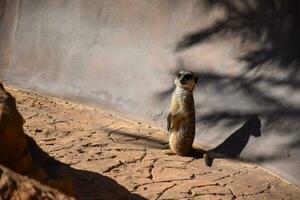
xmin=166 ymin=71 xmax=212 ymax=166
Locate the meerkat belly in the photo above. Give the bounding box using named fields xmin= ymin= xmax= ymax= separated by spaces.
xmin=169 ymin=120 xmax=195 ymax=156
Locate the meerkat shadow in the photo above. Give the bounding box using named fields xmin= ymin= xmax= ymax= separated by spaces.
xmin=208 ymin=116 xmax=262 ymax=165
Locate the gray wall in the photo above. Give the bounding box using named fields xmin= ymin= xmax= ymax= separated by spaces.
xmin=1 ymin=0 xmax=300 ymax=186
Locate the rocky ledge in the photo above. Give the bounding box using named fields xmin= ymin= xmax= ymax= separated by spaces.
xmin=0 ymin=83 xmax=299 ymax=200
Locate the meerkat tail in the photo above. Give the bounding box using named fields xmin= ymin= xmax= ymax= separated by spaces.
xmin=203 ymin=153 xmax=213 ymax=167
xmin=190 ymin=148 xmax=213 ymax=167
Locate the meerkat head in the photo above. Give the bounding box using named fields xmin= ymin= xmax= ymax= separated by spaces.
xmin=175 ymin=71 xmax=198 ymax=90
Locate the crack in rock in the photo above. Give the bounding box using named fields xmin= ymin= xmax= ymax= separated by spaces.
xmin=103 ymin=121 xmax=114 ymax=128
xmin=225 ymin=186 xmax=237 ymax=199
xmin=102 ymin=161 xmax=124 ymax=173
xmin=148 ymin=158 xmax=158 ymax=181
xmin=193 ymin=193 xmax=233 ymax=198
xmin=51 ymin=119 xmax=69 ymax=125
xmin=190 ymin=183 xmax=236 ymax=198
xmin=162 ymin=166 xmax=186 ymax=169
xmin=26 ymin=113 xmax=39 ymax=120
xmin=190 ymin=183 xmax=220 ymax=190
xmin=133 ymin=177 xmax=202 ymax=191
xmin=239 ymin=181 xmax=271 ymax=197
xmin=197 ymin=171 xmax=213 ymax=176
xmin=103 ymin=149 xmax=147 ymax=174
xmin=155 ymin=184 xmax=176 ymax=200
xmin=138 ymin=149 xmax=147 ymax=162
xmin=213 ymin=170 xmax=243 ymax=182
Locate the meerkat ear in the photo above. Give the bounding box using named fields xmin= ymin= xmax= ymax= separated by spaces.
xmin=194 ymin=77 xmax=199 ymax=84
xmin=0 ymin=82 xmax=4 ymax=90
xmin=176 ymin=71 xmax=182 ymax=78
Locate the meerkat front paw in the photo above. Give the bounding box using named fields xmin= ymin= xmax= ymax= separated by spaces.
xmin=167 ymin=123 xmax=171 ymax=132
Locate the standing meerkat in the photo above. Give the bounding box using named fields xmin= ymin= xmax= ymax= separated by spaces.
xmin=166 ymin=71 xmax=212 ymax=166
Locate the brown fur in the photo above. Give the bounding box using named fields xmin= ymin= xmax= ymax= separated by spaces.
xmin=166 ymin=71 xmax=212 ymax=166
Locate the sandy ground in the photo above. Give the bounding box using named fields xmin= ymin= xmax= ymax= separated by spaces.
xmin=6 ymin=85 xmax=300 ymax=200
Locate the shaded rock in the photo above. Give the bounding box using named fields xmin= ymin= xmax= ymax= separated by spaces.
xmin=0 ymin=164 xmax=74 ymax=200
xmin=0 ymin=83 xmax=73 ymax=196
xmin=0 ymin=83 xmax=31 ymax=174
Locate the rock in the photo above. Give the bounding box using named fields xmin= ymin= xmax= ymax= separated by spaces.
xmin=0 ymin=83 xmax=32 ymax=174
xmin=0 ymin=164 xmax=74 ymax=200
xmin=3 ymin=83 xmax=300 ymax=200
xmin=0 ymin=83 xmax=73 ymax=196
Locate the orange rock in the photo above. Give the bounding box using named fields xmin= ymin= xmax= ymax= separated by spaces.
xmin=0 ymin=83 xmax=74 ymax=196
xmin=0 ymin=164 xmax=74 ymax=200
xmin=0 ymin=83 xmax=31 ymax=174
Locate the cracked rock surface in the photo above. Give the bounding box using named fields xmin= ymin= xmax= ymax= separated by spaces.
xmin=6 ymin=85 xmax=300 ymax=200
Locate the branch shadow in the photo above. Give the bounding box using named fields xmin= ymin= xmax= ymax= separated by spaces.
xmin=158 ymin=68 xmax=300 ymax=129
xmin=176 ymin=0 xmax=300 ymax=74
xmin=108 ymin=128 xmax=168 ymax=150
xmin=155 ymin=64 xmax=300 ymax=165
xmin=192 ymin=70 xmax=300 ymax=131
xmin=27 ymin=135 xmax=146 ymax=200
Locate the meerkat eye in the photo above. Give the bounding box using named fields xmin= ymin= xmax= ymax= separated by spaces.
xmin=185 ymin=74 xmax=193 ymax=80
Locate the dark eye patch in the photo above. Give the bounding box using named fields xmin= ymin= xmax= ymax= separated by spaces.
xmin=184 ymin=74 xmax=193 ymax=80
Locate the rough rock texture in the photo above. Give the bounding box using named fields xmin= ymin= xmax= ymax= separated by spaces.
xmin=2 ymin=84 xmax=299 ymax=200
xmin=0 ymin=164 xmax=73 ymax=200
xmin=0 ymin=83 xmax=73 ymax=196
xmin=0 ymin=83 xmax=30 ymax=174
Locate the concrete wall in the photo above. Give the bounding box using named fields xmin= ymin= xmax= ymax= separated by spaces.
xmin=1 ymin=0 xmax=300 ymax=185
